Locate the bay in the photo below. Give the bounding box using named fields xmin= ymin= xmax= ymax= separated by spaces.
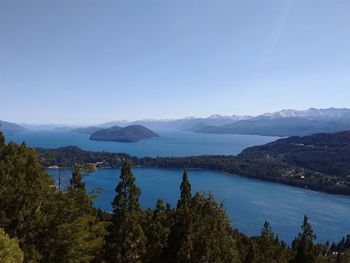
xmin=49 ymin=167 xmax=350 ymax=244
xmin=6 ymin=130 xmax=278 ymax=157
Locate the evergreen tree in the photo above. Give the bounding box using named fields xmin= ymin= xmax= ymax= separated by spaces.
xmin=167 ymin=172 xmax=240 ymax=262
xmin=67 ymin=163 xmax=93 ymax=216
xmin=177 ymin=169 xmax=191 ymax=209
xmin=69 ymin=163 xmax=86 ymax=190
xmin=106 ymin=160 xmax=146 ymax=263
xmin=292 ymin=215 xmax=317 ymax=263
xmin=142 ymin=199 xmax=173 ymax=263
xmin=0 ymin=228 xmax=23 ymax=263
xmin=245 ymin=221 xmax=290 ymax=263
xmin=0 ymin=133 xmax=107 ymax=262
xmin=48 ymin=215 xmax=107 ymax=263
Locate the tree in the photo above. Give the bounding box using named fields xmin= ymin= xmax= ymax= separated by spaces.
xmin=142 ymin=199 xmax=173 ymax=263
xmin=292 ymin=215 xmax=317 ymax=263
xmin=69 ymin=163 xmax=86 ymax=190
xmin=106 ymin=160 xmax=146 ymax=262
xmin=166 ymin=171 xmax=240 ymax=263
xmin=177 ymin=169 xmax=191 ymax=209
xmin=0 ymin=228 xmax=23 ymax=263
xmin=245 ymin=222 xmax=290 ymax=263
xmin=48 ymin=215 xmax=107 ymax=263
xmin=67 ymin=163 xmax=93 ymax=216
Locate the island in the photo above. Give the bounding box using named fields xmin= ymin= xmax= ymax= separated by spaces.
xmin=89 ymin=125 xmax=159 ymax=142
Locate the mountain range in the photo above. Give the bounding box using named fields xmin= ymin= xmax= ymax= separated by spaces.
xmin=2 ymin=107 xmax=350 ymax=137
xmin=0 ymin=120 xmax=27 ymax=136
xmin=192 ymin=108 xmax=350 ymax=136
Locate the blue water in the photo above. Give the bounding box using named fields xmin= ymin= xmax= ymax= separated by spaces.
xmin=49 ymin=167 xmax=350 ymax=244
xmin=7 ymin=130 xmax=350 ymax=243
xmin=6 ymin=130 xmax=278 ymax=157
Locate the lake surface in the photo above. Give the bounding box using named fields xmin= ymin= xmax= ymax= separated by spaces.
xmin=49 ymin=167 xmax=350 ymax=244
xmin=7 ymin=130 xmax=350 ymax=244
xmin=6 ymin=130 xmax=278 ymax=157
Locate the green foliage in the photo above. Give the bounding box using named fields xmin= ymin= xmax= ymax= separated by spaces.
xmin=142 ymin=199 xmax=173 ymax=263
xmin=292 ymin=215 xmax=317 ymax=263
xmin=106 ymin=160 xmax=146 ymax=262
xmin=245 ymin=222 xmax=291 ymax=263
xmin=0 ymin=228 xmax=23 ymax=263
xmin=69 ymin=163 xmax=86 ymax=190
xmin=0 ymin=133 xmax=107 ymax=262
xmin=48 ymin=215 xmax=107 ymax=263
xmin=177 ymin=170 xmax=191 ymax=209
xmin=166 ymin=176 xmax=240 ymax=262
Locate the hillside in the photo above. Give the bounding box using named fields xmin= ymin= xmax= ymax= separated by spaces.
xmin=239 ymin=130 xmax=350 ymax=178
xmin=90 ymin=125 xmax=159 ymax=142
xmin=0 ymin=120 xmax=27 ymax=135
xmin=196 ymin=117 xmax=350 ymax=137
xmin=71 ymin=126 xmax=102 ymax=134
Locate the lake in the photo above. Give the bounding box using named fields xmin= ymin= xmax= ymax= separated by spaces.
xmin=6 ymin=130 xmax=278 ymax=157
xmin=48 ymin=167 xmax=350 ymax=244
xmin=6 ymin=130 xmax=350 ymax=243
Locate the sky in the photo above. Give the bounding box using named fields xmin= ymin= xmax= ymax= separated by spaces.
xmin=1 ymin=0 xmax=350 ymax=124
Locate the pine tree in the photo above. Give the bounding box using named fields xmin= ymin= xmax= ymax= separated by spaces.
xmin=67 ymin=163 xmax=93 ymax=216
xmin=69 ymin=163 xmax=86 ymax=190
xmin=142 ymin=199 xmax=173 ymax=263
xmin=0 ymin=228 xmax=23 ymax=263
xmin=167 ymin=172 xmax=240 ymax=263
xmin=246 ymin=221 xmax=290 ymax=263
xmin=292 ymin=215 xmax=317 ymax=263
xmin=177 ymin=169 xmax=191 ymax=209
xmin=106 ymin=160 xmax=146 ymax=263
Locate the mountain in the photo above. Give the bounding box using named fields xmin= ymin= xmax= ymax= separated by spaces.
xmin=53 ymin=126 xmax=73 ymax=132
xmin=90 ymin=125 xmax=159 ymax=142
xmin=101 ymin=115 xmax=251 ymax=131
xmin=71 ymin=126 xmax=102 ymax=134
xmin=0 ymin=120 xmax=27 ymax=135
xmin=258 ymin=107 xmax=350 ymax=120
xmin=195 ymin=108 xmax=350 ymax=137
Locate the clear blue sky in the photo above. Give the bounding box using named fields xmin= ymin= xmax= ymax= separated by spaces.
xmin=1 ymin=0 xmax=349 ymax=124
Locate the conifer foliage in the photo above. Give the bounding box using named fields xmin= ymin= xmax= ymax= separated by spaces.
xmin=106 ymin=160 xmax=146 ymax=262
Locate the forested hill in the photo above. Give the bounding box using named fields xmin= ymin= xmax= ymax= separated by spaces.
xmin=90 ymin=125 xmax=159 ymax=142
xmin=239 ymin=130 xmax=350 ymax=177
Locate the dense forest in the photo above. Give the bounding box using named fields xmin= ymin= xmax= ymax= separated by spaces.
xmin=1 ymin=132 xmax=350 ymax=262
xmin=36 ymin=130 xmax=350 ymax=195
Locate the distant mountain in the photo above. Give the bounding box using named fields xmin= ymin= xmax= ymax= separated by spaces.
xmin=53 ymin=126 xmax=73 ymax=132
xmin=258 ymin=107 xmax=350 ymax=120
xmin=71 ymin=126 xmax=102 ymax=134
xmin=0 ymin=120 xmax=27 ymax=135
xmin=195 ymin=108 xmax=350 ymax=137
xmin=101 ymin=115 xmax=251 ymax=131
xmin=90 ymin=125 xmax=159 ymax=143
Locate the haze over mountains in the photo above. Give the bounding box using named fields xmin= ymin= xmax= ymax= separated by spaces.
xmin=2 ymin=108 xmax=350 ymax=137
